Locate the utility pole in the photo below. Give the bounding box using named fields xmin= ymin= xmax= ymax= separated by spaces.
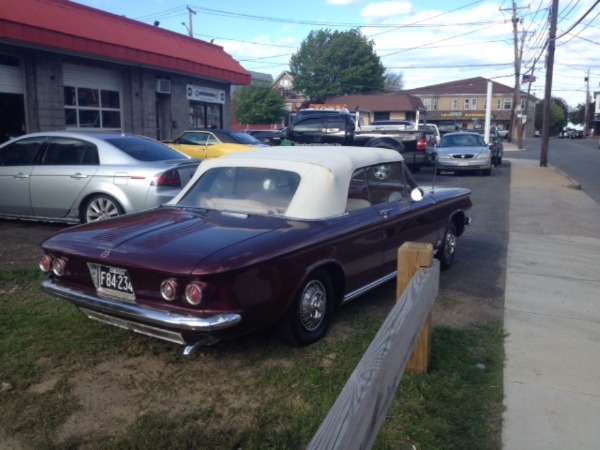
xmin=540 ymin=0 xmax=559 ymax=167
xmin=186 ymin=5 xmax=196 ymax=37
xmin=500 ymin=2 xmax=527 ymax=143
xmin=583 ymin=70 xmax=590 ymax=137
xmin=515 ymin=28 xmax=530 ymax=149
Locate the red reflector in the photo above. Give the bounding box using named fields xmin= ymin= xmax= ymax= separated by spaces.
xmin=153 ymin=170 xmax=181 ymax=187
xmin=39 ymin=254 xmax=53 ymax=272
xmin=52 ymin=258 xmax=66 ymax=276
xmin=416 ymin=139 xmax=428 ymax=151
xmin=160 ymin=278 xmax=178 ymax=301
xmin=185 ymin=282 xmax=203 ymax=306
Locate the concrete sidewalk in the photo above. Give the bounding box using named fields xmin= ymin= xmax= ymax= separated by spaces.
xmin=502 ymin=157 xmax=600 ymax=449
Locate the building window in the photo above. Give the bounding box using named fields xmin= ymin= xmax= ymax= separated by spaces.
xmin=189 ymin=101 xmax=223 ymax=129
xmin=504 ymin=98 xmax=512 ymax=110
xmin=471 ymin=98 xmax=477 ymax=110
xmin=497 ymin=98 xmax=502 ymax=110
xmin=64 ymin=87 xmax=121 ymax=129
xmin=484 ymin=98 xmax=487 ymax=109
xmin=432 ymin=98 xmax=438 ymax=110
xmin=452 ymin=98 xmax=458 ymax=110
xmin=464 ymin=98 xmax=470 ymax=110
xmin=423 ymin=98 xmax=432 ymax=110
xmin=373 ymin=112 xmax=390 ymax=121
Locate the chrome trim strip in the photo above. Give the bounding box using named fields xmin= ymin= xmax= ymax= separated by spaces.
xmin=341 ymin=271 xmax=397 ymax=304
xmin=41 ymin=278 xmax=242 ymax=332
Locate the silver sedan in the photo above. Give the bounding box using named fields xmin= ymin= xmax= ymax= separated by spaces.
xmin=0 ymin=131 xmax=200 ymax=223
xmin=435 ymin=132 xmax=493 ymax=176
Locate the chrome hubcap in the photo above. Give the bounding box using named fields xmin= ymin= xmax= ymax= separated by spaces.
xmin=445 ymin=231 xmax=457 ymax=259
xmin=299 ymin=280 xmax=327 ymax=332
xmin=87 ymin=198 xmax=119 ymax=222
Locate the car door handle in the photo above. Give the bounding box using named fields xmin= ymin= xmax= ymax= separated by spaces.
xmin=13 ymin=172 xmax=29 ymax=179
xmin=378 ymin=208 xmax=392 ymax=219
xmin=70 ymin=173 xmax=88 ymax=179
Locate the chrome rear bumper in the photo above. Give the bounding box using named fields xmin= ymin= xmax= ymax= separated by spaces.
xmin=41 ymin=278 xmax=242 ymax=336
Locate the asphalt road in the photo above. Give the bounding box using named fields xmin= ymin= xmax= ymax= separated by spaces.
xmin=413 ymin=161 xmax=509 ymax=308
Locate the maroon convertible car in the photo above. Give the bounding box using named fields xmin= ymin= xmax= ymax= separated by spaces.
xmin=40 ymin=146 xmax=472 ymax=354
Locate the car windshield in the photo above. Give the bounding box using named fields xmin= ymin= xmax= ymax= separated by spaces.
xmin=106 ymin=136 xmax=188 ymax=161
xmin=177 ymin=167 xmax=301 ymax=215
xmin=440 ymin=134 xmax=486 ymax=148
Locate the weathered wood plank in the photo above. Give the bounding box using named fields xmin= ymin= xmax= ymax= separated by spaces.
xmin=307 ymin=260 xmax=439 ymax=450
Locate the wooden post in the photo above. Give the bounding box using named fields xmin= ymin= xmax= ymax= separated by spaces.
xmin=397 ymin=242 xmax=434 ymax=374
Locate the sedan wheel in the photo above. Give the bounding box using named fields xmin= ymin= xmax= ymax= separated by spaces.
xmin=438 ymin=223 xmax=457 ymax=270
xmin=283 ymin=271 xmax=333 ymax=346
xmin=81 ymin=195 xmax=124 ymax=223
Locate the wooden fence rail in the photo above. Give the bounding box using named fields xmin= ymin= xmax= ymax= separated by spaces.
xmin=308 ymin=242 xmax=439 ymax=450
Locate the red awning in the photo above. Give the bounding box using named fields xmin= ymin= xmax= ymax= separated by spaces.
xmin=0 ymin=0 xmax=251 ymax=85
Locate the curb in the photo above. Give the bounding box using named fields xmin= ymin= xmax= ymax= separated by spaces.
xmin=551 ymin=166 xmax=582 ymax=190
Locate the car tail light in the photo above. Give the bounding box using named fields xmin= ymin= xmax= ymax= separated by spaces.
xmin=160 ymin=278 xmax=178 ymax=301
xmin=416 ymin=138 xmax=428 ymax=151
xmin=52 ymin=258 xmax=67 ymax=277
xmin=185 ymin=282 xmax=204 ymax=306
xmin=39 ymin=254 xmax=53 ymax=272
xmin=152 ymin=169 xmax=181 ymax=187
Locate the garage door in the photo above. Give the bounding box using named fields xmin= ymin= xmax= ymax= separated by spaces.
xmin=63 ymin=64 xmax=122 ymax=130
xmin=0 ymin=60 xmax=23 ymax=94
xmin=63 ymin=63 xmax=121 ymax=90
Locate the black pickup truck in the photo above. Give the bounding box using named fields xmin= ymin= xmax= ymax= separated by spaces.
xmin=282 ymin=110 xmax=436 ymax=170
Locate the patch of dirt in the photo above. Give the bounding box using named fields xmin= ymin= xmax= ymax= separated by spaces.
xmin=0 ymin=219 xmax=67 ymax=270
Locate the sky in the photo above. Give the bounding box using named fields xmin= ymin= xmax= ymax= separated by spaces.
xmin=73 ymin=0 xmax=600 ymax=109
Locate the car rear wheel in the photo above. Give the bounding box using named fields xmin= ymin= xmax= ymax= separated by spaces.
xmin=282 ymin=270 xmax=333 ymax=346
xmin=81 ymin=194 xmax=124 ymax=223
xmin=437 ymin=222 xmax=457 ymax=270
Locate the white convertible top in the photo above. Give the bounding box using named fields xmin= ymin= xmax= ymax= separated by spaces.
xmin=171 ymin=146 xmax=404 ymax=219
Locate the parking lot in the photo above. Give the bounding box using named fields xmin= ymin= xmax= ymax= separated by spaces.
xmin=0 ymin=161 xmax=510 ymax=327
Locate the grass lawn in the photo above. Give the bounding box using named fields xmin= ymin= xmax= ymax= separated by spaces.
xmin=0 ymin=268 xmax=504 ymax=450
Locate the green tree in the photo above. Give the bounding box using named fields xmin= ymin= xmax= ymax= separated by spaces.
xmin=568 ymin=103 xmax=585 ymax=125
xmin=534 ymin=98 xmax=567 ymax=135
xmin=568 ymin=102 xmax=595 ymax=129
xmin=232 ymin=85 xmax=287 ymax=125
xmin=383 ymin=70 xmax=404 ymax=92
xmin=289 ymin=29 xmax=385 ymax=102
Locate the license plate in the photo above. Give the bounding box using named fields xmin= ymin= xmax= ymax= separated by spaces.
xmin=88 ymin=263 xmax=135 ymax=302
xmin=457 ymin=161 xmax=469 ymax=166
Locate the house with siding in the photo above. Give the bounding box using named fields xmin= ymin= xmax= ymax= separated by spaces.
xmin=403 ymin=77 xmax=537 ymax=137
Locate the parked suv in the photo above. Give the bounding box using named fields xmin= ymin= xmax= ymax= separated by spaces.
xmin=288 ymin=111 xmax=356 ymax=145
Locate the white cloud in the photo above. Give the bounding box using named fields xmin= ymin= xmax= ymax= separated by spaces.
xmin=361 ymin=2 xmax=413 ymax=22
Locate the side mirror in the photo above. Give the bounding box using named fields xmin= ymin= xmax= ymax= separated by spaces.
xmin=410 ymin=187 xmax=424 ymax=202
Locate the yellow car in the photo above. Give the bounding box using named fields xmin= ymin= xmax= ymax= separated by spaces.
xmin=166 ymin=129 xmax=265 ymax=159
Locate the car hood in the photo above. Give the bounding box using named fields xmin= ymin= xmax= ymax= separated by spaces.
xmin=41 ymin=207 xmax=290 ymax=274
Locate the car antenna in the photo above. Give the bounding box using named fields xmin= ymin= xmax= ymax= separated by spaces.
xmin=428 ymin=145 xmax=439 ymax=195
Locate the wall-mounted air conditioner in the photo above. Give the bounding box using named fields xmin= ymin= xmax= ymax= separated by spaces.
xmin=156 ymin=79 xmax=171 ymax=94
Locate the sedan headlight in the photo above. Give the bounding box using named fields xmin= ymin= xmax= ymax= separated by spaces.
xmin=436 ymin=153 xmax=452 ymax=160
xmin=475 ymin=152 xmax=492 ymax=160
